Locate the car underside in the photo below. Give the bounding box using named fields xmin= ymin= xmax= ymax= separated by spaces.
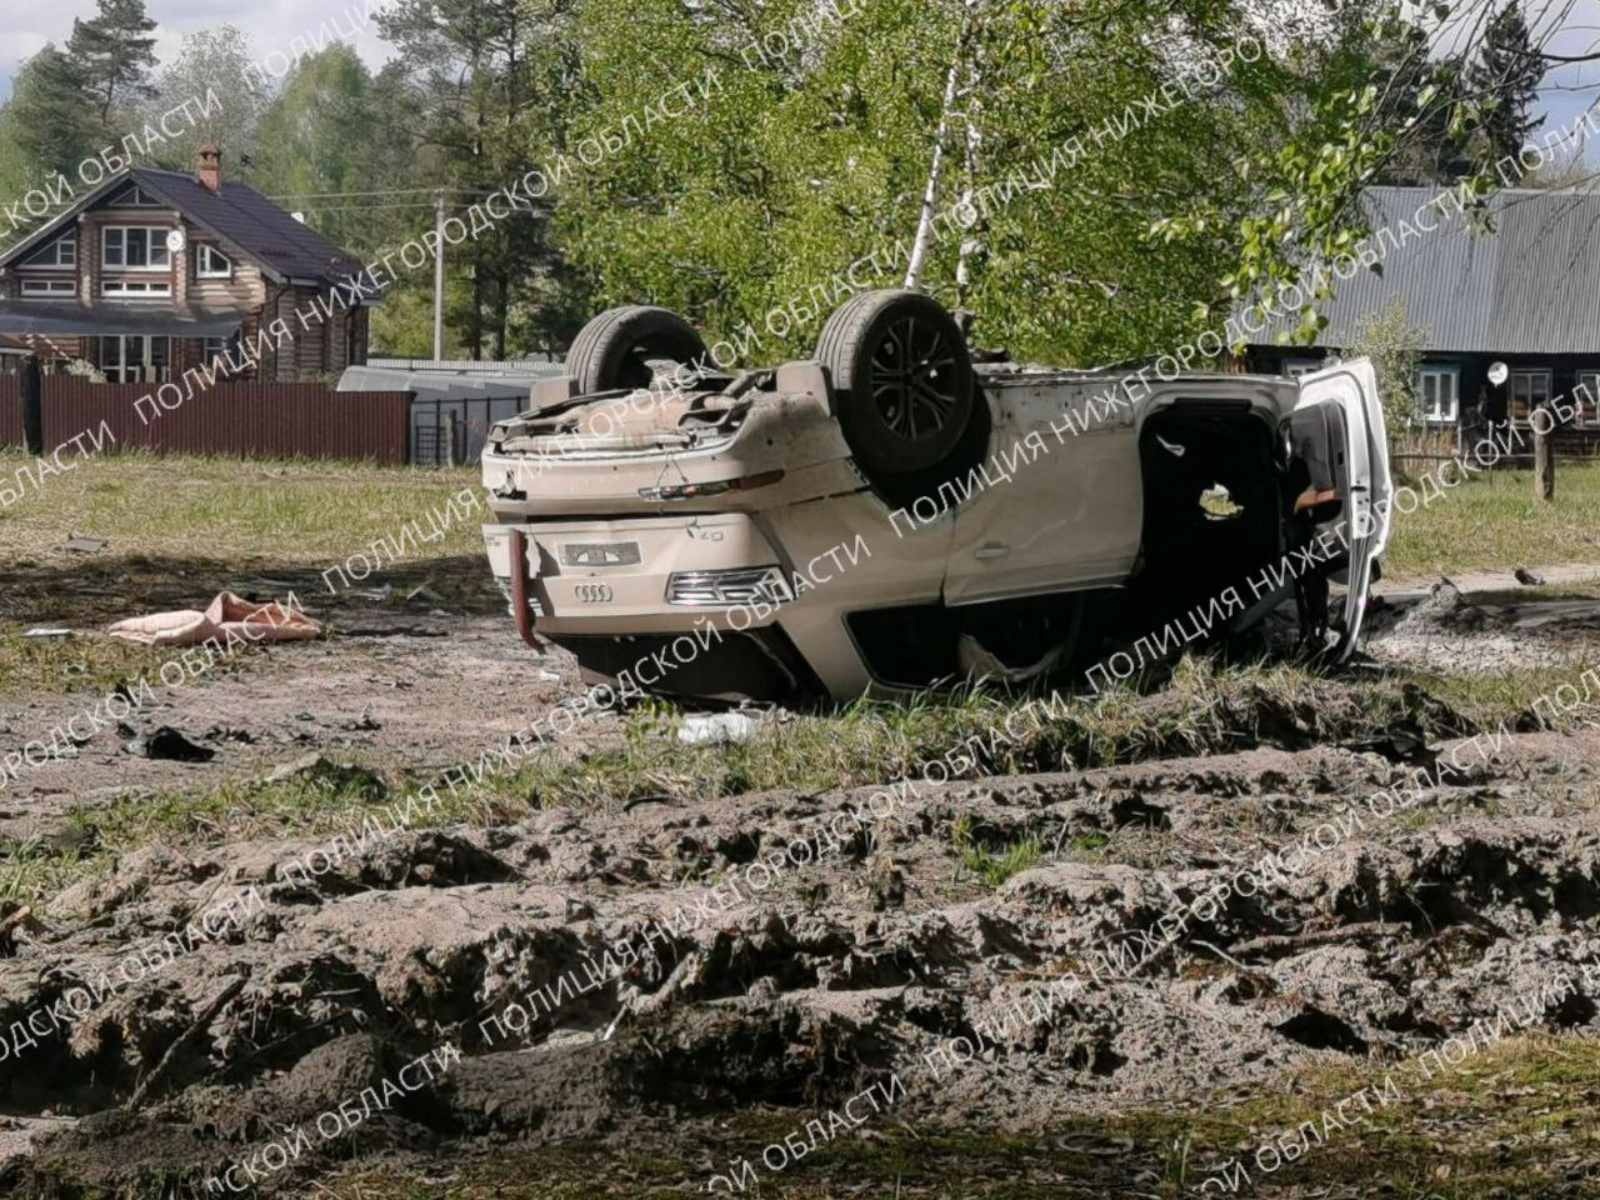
xmin=479 ymin=291 xmax=1392 ymax=704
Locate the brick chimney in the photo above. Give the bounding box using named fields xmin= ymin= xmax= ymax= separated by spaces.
xmin=197 ymin=145 xmax=222 ymax=193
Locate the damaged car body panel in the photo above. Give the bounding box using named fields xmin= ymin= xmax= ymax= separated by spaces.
xmin=480 ymin=293 xmax=1392 ymax=703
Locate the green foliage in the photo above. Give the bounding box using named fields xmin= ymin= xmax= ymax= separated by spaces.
xmin=254 ymin=46 xmax=389 ymax=252
xmin=0 ymin=0 xmax=1557 ymax=368
xmin=952 ymin=815 xmax=1043 ymax=887
xmin=144 ymin=26 xmax=271 ymax=174
xmin=0 ymin=105 xmax=33 ymax=205
xmin=1346 ymin=298 xmax=1428 ymax=436
xmin=375 ymin=0 xmax=571 ymax=359
xmin=1471 ymin=4 xmax=1546 ymax=168
xmin=554 ymin=0 xmax=1451 ymax=367
xmin=8 ymin=47 xmax=100 ymax=182
xmin=66 ymin=0 xmax=160 ymax=127
xmin=1164 ymin=3 xmax=1528 ymax=350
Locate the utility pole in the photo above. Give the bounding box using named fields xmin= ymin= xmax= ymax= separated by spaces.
xmin=432 ymin=190 xmax=446 ymax=362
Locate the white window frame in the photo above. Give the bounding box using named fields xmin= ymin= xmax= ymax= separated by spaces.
xmin=19 ymin=280 xmax=75 ymax=300
xmin=1416 ymin=365 xmax=1460 ymax=424
xmin=108 ymin=185 xmax=162 ymax=208
xmin=21 ymin=233 xmax=75 ymax=270
xmin=1576 ymin=372 xmax=1600 ymax=428
xmin=1509 ymin=368 xmax=1552 ymax=427
xmin=195 ymin=244 xmax=233 ymax=280
xmin=102 ymin=225 xmax=171 ymax=272
xmin=99 ymin=335 xmax=170 ymax=384
xmin=101 ymin=280 xmax=173 ymax=300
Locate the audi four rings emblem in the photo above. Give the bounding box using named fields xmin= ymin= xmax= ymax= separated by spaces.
xmin=575 ymin=583 xmax=615 ymax=604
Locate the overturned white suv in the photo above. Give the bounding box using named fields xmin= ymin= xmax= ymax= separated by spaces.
xmin=480 ymin=290 xmax=1391 ymax=702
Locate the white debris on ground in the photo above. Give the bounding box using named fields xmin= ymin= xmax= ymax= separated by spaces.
xmin=677 ymin=711 xmax=763 ymax=746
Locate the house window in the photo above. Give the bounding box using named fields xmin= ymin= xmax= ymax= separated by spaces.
xmin=1283 ymin=358 xmax=1322 ymax=379
xmin=20 ymin=280 xmax=75 ymax=300
xmin=102 ymin=226 xmax=171 ymax=272
xmin=21 ymin=233 xmax=75 ymax=269
xmin=100 ymin=335 xmax=171 ymax=384
xmin=1577 ymin=373 xmax=1600 ymax=427
xmin=195 ymin=245 xmax=233 ymax=280
xmin=108 ymin=184 xmax=162 ymax=208
xmin=1509 ymin=369 xmax=1552 ymax=426
xmin=1417 ymin=365 xmax=1459 ymax=424
xmin=203 ymin=332 xmax=243 ymax=366
xmin=101 ymin=280 xmax=173 ymax=300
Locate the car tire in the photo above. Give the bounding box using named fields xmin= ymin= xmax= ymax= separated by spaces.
xmin=566 ymin=306 xmax=708 ymax=395
xmin=816 ymin=289 xmax=977 ymax=476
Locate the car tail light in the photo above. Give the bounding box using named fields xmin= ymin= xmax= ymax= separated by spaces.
xmin=666 ymin=566 xmax=792 ymax=607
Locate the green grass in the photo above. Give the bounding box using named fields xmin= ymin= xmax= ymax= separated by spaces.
xmin=1405 ymin=659 xmax=1600 ymax=730
xmin=951 ymin=815 xmax=1043 ymax=887
xmin=1385 ymin=462 xmax=1600 ymax=579
xmin=0 ymin=451 xmax=487 ymax=694
xmin=0 ymin=623 xmax=281 ymax=698
xmin=0 ymin=449 xmax=481 ymax=564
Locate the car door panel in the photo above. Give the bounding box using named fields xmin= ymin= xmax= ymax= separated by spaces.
xmin=1293 ymin=358 xmax=1392 ymax=660
xmin=945 ymin=381 xmax=1143 ymax=606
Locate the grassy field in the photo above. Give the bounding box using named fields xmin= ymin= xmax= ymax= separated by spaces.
xmin=0 ymin=449 xmax=481 ymax=564
xmin=1384 ymin=462 xmax=1600 ymax=579
xmin=0 ymin=448 xmax=1594 ymax=579
xmin=0 ymin=451 xmax=485 ymax=695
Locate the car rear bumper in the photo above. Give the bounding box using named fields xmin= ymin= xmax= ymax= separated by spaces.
xmin=483 ymin=514 xmax=790 ymax=636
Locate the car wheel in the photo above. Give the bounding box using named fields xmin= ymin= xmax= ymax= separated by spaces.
xmin=566 ymin=306 xmax=708 ymax=395
xmin=816 ymin=290 xmax=977 ymax=476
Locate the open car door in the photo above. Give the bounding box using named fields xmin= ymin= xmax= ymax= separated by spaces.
xmin=1289 ymin=357 xmax=1392 ymax=661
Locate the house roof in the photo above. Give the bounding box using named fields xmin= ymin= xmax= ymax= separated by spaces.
xmin=1255 ymin=185 xmax=1600 ymax=357
xmin=0 ymin=167 xmax=361 ymax=289
xmin=129 ymin=169 xmax=362 ymax=286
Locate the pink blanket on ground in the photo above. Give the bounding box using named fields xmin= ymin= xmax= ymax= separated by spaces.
xmin=107 ymin=592 xmax=322 ymax=647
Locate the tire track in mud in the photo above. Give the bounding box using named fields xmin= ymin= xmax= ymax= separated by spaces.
xmin=1 ymin=719 xmax=1598 ymax=1195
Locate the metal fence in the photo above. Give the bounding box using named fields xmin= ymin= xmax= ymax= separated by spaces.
xmin=0 ymin=379 xmax=414 ymax=464
xmin=411 ymin=394 xmax=529 ymax=467
xmin=0 ymin=377 xmax=20 ymax=444
xmin=369 ymin=354 xmax=563 ymax=373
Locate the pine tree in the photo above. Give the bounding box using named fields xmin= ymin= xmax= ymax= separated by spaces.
xmin=68 ymin=0 xmax=160 ymax=129
xmin=9 ymin=48 xmax=99 ymax=182
xmin=377 ymin=0 xmax=554 ymax=359
xmin=1472 ymin=4 xmax=1545 ymax=167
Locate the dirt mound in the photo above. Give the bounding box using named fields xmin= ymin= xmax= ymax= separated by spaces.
xmin=3 ymin=720 xmax=1599 ymax=1194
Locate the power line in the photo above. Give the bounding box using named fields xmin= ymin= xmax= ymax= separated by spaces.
xmin=266 ymin=187 xmax=495 ymax=201
xmin=293 ymin=202 xmax=450 ymax=211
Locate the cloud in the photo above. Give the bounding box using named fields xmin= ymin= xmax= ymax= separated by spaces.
xmin=0 ymin=0 xmax=398 ymax=103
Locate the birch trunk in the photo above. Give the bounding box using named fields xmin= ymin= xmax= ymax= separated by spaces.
xmin=903 ymin=4 xmax=976 ymax=290
xmin=954 ymin=58 xmax=983 ymax=307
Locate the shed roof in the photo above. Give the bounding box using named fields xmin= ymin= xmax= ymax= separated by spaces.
xmin=1256 ymin=185 xmax=1600 ymax=356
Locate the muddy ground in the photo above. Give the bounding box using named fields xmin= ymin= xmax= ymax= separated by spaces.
xmin=1 ymin=565 xmax=1600 ymax=1196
